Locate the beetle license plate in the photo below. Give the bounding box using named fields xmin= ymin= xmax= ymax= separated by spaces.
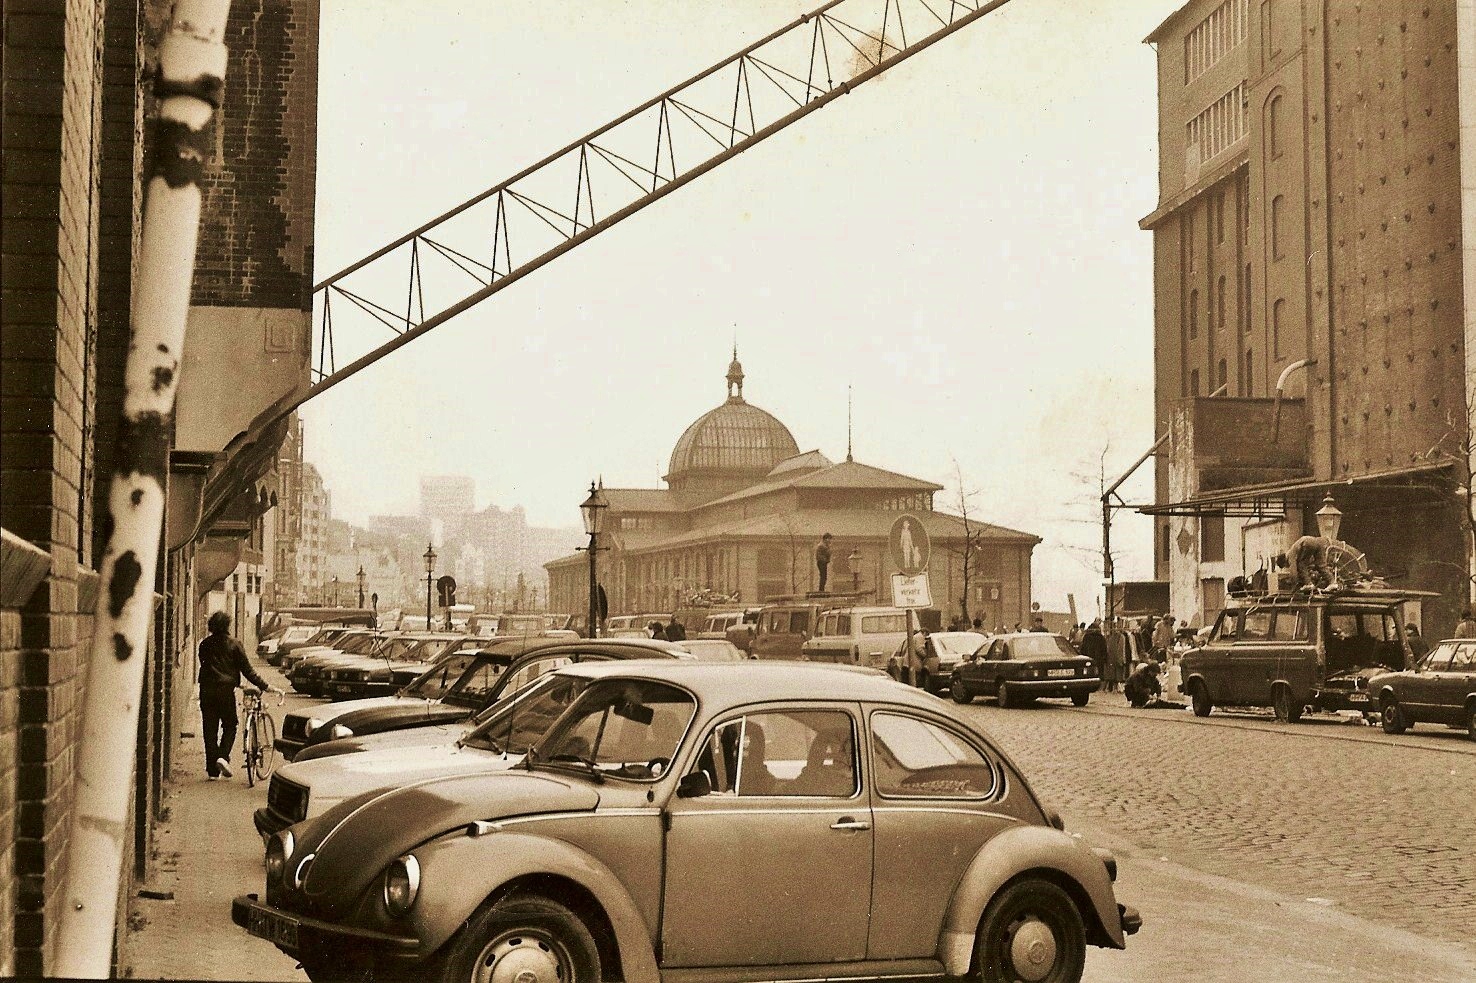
xmin=1047 ymin=668 xmax=1074 ymax=678
xmin=1347 ymin=693 xmax=1369 ymax=703
xmin=247 ymin=905 xmax=299 ymax=949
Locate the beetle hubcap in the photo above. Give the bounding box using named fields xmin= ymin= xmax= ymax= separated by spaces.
xmin=1007 ymin=916 xmax=1058 ymax=981
xmin=475 ymin=930 xmax=570 ymax=983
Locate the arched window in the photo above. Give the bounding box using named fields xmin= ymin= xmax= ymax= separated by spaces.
xmin=1217 ymin=359 xmax=1228 ymax=391
xmin=1271 ymin=194 xmax=1285 ymax=260
xmin=1217 ymin=274 xmax=1227 ymax=331
xmin=1189 ymin=289 xmax=1200 ymax=340
xmin=1273 ymin=298 xmax=1286 ymax=358
xmin=1268 ymin=93 xmax=1284 ymax=158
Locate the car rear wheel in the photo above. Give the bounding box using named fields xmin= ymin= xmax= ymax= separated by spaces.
xmin=1466 ymin=704 xmax=1476 ymax=742
xmin=951 ymin=679 xmax=973 ymax=704
xmin=1189 ymin=682 xmax=1212 ymax=718
xmin=1272 ymin=685 xmax=1303 ymax=723
xmin=1379 ymin=696 xmax=1407 ymax=734
xmin=441 ymin=894 xmax=601 ymax=983
xmin=996 ymin=680 xmax=1012 ymax=709
xmin=1070 ymin=693 xmax=1089 ymax=708
xmin=972 ymin=878 xmax=1086 ymax=983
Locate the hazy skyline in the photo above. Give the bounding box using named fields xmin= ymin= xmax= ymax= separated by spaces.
xmin=302 ymin=0 xmax=1179 ymax=612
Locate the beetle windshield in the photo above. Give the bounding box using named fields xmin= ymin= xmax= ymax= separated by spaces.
xmin=460 ymin=673 xmax=586 ymax=754
xmin=531 ymin=679 xmax=696 ymax=782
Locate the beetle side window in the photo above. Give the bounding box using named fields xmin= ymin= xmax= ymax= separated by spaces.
xmin=690 ymin=710 xmax=858 ymax=798
xmin=869 ymin=713 xmax=996 ymax=799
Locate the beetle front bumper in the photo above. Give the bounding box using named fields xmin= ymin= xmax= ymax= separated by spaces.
xmin=233 ymin=892 xmax=420 ymax=963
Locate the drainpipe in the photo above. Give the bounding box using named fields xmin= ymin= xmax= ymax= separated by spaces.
xmin=1271 ymin=358 xmax=1317 ymax=443
xmin=55 ymin=3 xmax=234 ymax=975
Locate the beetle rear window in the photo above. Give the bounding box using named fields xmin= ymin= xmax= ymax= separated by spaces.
xmin=869 ymin=713 xmax=995 ymax=798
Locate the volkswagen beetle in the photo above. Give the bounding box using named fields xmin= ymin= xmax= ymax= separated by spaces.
xmin=233 ymin=661 xmax=1139 ymax=983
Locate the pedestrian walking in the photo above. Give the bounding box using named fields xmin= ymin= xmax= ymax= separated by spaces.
xmin=1151 ymin=613 xmax=1175 ymax=663
xmin=1455 ymin=610 xmax=1476 ymax=639
xmin=1404 ymin=624 xmax=1429 ymax=667
xmin=197 ymin=611 xmax=279 ymax=780
xmin=1104 ymin=620 xmax=1128 ymax=692
xmin=1080 ymin=620 xmax=1107 ymax=680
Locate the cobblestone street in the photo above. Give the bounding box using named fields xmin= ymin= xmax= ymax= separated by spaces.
xmin=963 ymin=697 xmax=1476 ymax=948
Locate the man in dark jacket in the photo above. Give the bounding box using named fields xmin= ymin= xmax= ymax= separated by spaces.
xmin=665 ymin=618 xmax=687 ymax=642
xmin=198 ymin=611 xmax=279 ymax=779
xmin=1079 ymin=620 xmax=1108 ymax=680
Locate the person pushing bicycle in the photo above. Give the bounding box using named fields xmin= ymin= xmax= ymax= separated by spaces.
xmin=198 ymin=611 xmax=281 ymax=780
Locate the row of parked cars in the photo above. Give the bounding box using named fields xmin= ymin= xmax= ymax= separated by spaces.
xmin=235 ymin=634 xmax=1141 ymax=982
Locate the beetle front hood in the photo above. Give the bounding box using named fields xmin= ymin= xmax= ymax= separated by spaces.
xmin=299 ymin=770 xmax=600 ymax=912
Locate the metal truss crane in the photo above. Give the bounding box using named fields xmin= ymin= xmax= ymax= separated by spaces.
xmin=208 ymin=0 xmax=1012 ymax=524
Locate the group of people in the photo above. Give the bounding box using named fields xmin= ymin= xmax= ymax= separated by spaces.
xmin=648 ymin=618 xmax=687 ymax=641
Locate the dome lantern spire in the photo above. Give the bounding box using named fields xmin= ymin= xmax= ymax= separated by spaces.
xmin=726 ymin=344 xmax=745 ymax=402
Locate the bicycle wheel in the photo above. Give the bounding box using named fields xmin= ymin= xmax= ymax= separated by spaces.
xmin=244 ymin=715 xmax=260 ymax=788
xmin=252 ymin=712 xmax=278 ymax=782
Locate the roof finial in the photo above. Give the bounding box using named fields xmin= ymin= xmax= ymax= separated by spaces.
xmin=846 ymin=384 xmax=854 ymax=462
xmin=726 ymin=343 xmax=745 ymax=402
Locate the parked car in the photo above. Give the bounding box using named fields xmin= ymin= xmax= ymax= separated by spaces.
xmin=282 ymin=638 xmax=693 ymax=760
xmin=691 ymin=608 xmax=746 ymax=639
xmin=802 ymin=606 xmax=912 ymax=668
xmin=950 ymin=632 xmax=1100 ymax=708
xmin=320 ymin=634 xmax=482 ymax=701
xmin=266 ymin=624 xmax=345 ymax=667
xmin=677 ymin=638 xmax=748 ymax=661
xmin=1368 ymin=638 xmax=1476 ymax=738
xmin=1178 ymin=589 xmax=1425 ymax=722
xmin=288 ymin=632 xmax=433 ymax=697
xmin=897 ymin=630 xmax=990 ymax=694
xmin=747 ymin=600 xmax=824 ymax=660
xmin=235 ymin=661 xmax=1140 ymax=983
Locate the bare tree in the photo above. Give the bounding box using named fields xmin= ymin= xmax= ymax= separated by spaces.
xmin=1423 ymin=397 xmax=1476 ymax=596
xmin=944 ymin=459 xmax=986 ymax=625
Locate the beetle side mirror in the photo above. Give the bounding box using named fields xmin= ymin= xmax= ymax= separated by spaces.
xmin=677 ymin=771 xmax=712 ymax=798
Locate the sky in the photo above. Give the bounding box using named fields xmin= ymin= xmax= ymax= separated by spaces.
xmin=302 ymin=0 xmax=1182 ymax=615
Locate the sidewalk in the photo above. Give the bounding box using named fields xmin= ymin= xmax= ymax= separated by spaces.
xmin=119 ymin=667 xmax=308 ymax=981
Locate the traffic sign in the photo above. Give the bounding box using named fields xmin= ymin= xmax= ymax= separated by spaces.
xmin=888 ymin=514 xmax=931 ymax=576
xmin=436 ymin=575 xmax=457 ymax=608
xmin=891 ymin=573 xmax=933 ymax=609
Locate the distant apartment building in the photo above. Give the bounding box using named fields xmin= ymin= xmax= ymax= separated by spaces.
xmin=420 ymin=475 xmax=476 ymax=523
xmin=1140 ymin=0 xmax=1476 ymax=635
xmin=297 ymin=463 xmax=331 ymax=603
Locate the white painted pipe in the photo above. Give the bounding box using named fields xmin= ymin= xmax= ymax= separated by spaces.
xmin=54 ymin=2 xmax=233 ymax=975
xmin=1271 ymin=357 xmax=1317 ymax=443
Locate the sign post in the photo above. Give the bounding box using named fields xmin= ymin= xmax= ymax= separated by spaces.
xmin=889 ymin=514 xmax=932 ymax=685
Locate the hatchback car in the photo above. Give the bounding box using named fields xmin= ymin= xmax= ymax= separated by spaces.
xmin=234 ymin=662 xmax=1139 ymax=983
xmin=949 ymin=632 xmax=1099 ymax=707
xmin=1368 ymin=638 xmax=1476 ymax=738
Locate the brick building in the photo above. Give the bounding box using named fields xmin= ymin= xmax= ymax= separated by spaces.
xmin=546 ymin=354 xmax=1039 ymax=626
xmin=1139 ymin=0 xmax=1476 ymax=635
xmin=0 ymin=1 xmax=318 ymax=972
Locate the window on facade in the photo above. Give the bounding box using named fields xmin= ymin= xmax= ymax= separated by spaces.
xmin=1217 ymin=358 xmax=1227 ymax=392
xmin=1200 ymin=513 xmax=1225 ymax=562
xmin=1186 ymin=82 xmax=1247 ymax=163
xmin=1186 ymin=213 xmax=1197 ymax=272
xmin=1245 ymin=349 xmax=1254 ymax=391
xmin=1189 ymin=289 xmax=1199 ymax=340
xmin=1215 ymin=192 xmax=1226 ymax=243
xmin=1271 ymin=195 xmax=1285 ymax=260
xmin=1190 ymin=369 xmax=1201 ymax=396
xmin=1240 ymin=181 xmax=1251 ymax=248
xmin=1268 ymin=92 xmax=1284 ymax=158
xmin=1242 ymin=264 xmax=1252 ymax=333
xmin=1216 ymin=275 xmax=1226 ymax=332
xmin=1272 ymin=298 xmax=1285 ymax=358
xmin=1185 ymin=0 xmax=1249 ymax=83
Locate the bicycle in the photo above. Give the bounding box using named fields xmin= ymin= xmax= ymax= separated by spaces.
xmin=241 ymin=688 xmax=284 ymax=788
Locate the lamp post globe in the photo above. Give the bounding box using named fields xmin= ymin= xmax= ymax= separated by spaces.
xmin=422 ymin=543 xmax=437 ymax=627
xmin=1314 ymin=493 xmax=1343 ymax=542
xmin=580 ymin=481 xmax=609 ymax=637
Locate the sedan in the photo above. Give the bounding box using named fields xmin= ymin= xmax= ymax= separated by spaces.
xmin=950 ymin=632 xmax=1100 ymax=708
xmin=1369 ymin=638 xmax=1476 ymax=738
xmin=235 ymin=662 xmax=1139 ymax=983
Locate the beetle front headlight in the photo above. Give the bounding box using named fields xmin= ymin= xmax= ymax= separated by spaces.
xmin=304 ymin=717 xmax=325 ymax=736
xmin=265 ymin=830 xmax=293 ymax=882
xmin=382 ymin=855 xmax=420 ymax=917
xmin=329 ymin=723 xmax=353 ymax=740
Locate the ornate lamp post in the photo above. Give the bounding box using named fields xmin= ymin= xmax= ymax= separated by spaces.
xmin=847 ymin=548 xmax=861 ymax=593
xmin=579 ymin=481 xmax=609 ymax=638
xmin=356 ymin=564 xmax=366 ymax=607
xmin=423 ymin=543 xmax=437 ymax=627
xmin=1315 ymin=493 xmax=1343 ymax=541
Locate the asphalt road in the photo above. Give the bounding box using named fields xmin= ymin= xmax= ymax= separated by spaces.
xmin=960 ymin=694 xmax=1476 ymax=981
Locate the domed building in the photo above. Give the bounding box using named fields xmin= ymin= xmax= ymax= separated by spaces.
xmin=547 ymin=353 xmax=1040 ymax=626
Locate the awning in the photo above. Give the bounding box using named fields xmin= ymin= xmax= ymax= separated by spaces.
xmin=1137 ymin=461 xmax=1456 ymax=518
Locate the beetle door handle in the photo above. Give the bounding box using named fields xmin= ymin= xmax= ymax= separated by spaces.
xmin=830 ymin=817 xmax=871 ymax=831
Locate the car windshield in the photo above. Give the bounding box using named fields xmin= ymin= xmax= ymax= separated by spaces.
xmin=530 ymin=678 xmax=696 ymax=782
xmin=402 ymin=652 xmax=484 ymax=700
xmin=1010 ymin=635 xmax=1079 ymax=659
xmin=461 ymin=674 xmax=587 ymax=754
xmin=932 ymin=632 xmax=988 ymax=657
xmin=282 ymin=626 xmax=317 ymax=643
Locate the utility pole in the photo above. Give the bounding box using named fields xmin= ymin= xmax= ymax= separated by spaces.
xmin=56 ymin=3 xmax=235 ymax=974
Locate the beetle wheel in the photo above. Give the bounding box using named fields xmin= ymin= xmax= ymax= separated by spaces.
xmin=972 ymin=878 xmax=1085 ymax=983
xmin=441 ymin=895 xmax=600 ymax=983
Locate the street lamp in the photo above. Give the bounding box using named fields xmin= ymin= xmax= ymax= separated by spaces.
xmin=847 ymin=548 xmax=861 ymax=593
xmin=423 ymin=543 xmax=437 ymax=627
xmin=356 ymin=564 xmax=366 ymax=607
xmin=1315 ymin=493 xmax=1343 ymax=542
xmin=579 ymin=481 xmax=609 ymax=638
